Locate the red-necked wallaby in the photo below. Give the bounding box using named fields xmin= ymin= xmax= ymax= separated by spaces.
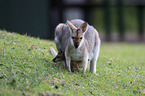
xmin=54 ymin=19 xmax=100 ymax=74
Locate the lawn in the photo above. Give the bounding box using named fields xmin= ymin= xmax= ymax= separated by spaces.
xmin=0 ymin=30 xmax=145 ymax=96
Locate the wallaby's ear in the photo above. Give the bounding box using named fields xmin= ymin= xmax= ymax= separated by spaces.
xmin=79 ymin=22 xmax=88 ymax=33
xmin=67 ymin=20 xmax=77 ymax=32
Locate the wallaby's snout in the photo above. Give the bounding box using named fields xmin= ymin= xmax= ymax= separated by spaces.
xmin=53 ymin=51 xmax=65 ymax=62
xmin=74 ymin=42 xmax=79 ymax=48
xmin=53 ymin=56 xmax=60 ymax=62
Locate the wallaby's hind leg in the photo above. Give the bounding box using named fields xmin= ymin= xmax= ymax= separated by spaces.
xmin=90 ymin=52 xmax=100 ymax=73
xmin=89 ymin=39 xmax=100 ymax=73
xmin=89 ymin=58 xmax=97 ymax=73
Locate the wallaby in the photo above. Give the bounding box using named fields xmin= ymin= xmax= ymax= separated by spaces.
xmin=50 ymin=47 xmax=81 ymax=72
xmin=54 ymin=19 xmax=100 ymax=74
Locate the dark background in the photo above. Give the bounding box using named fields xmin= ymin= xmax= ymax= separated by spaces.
xmin=0 ymin=0 xmax=49 ymax=39
xmin=0 ymin=0 xmax=145 ymax=42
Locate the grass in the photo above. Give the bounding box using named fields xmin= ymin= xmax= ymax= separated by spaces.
xmin=0 ymin=30 xmax=145 ymax=96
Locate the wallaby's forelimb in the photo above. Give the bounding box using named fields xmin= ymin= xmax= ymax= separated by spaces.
xmin=66 ymin=56 xmax=71 ymax=73
xmin=83 ymin=55 xmax=89 ymax=74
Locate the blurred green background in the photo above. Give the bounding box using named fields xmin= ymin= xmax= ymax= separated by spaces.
xmin=93 ymin=6 xmax=145 ymax=41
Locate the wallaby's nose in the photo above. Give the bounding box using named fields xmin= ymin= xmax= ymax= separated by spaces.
xmin=74 ymin=43 xmax=79 ymax=48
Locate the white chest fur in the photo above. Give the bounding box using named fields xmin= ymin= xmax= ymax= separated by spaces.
xmin=70 ymin=48 xmax=84 ymax=61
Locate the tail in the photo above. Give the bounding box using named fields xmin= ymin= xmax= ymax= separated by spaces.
xmin=50 ymin=47 xmax=57 ymax=57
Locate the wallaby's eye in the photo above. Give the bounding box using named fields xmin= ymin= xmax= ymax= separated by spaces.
xmin=72 ymin=37 xmax=75 ymax=39
xmin=80 ymin=37 xmax=82 ymax=39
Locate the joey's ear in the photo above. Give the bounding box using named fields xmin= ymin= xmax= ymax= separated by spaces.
xmin=67 ymin=20 xmax=77 ymax=31
xmin=79 ymin=22 xmax=88 ymax=33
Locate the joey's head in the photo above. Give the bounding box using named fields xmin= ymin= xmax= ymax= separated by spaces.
xmin=53 ymin=50 xmax=65 ymax=62
xmin=67 ymin=20 xmax=88 ymax=49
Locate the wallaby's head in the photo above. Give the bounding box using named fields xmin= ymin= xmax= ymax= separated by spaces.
xmin=67 ymin=20 xmax=88 ymax=48
xmin=53 ymin=50 xmax=65 ymax=62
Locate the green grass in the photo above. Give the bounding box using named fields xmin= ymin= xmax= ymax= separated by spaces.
xmin=0 ymin=30 xmax=145 ymax=96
